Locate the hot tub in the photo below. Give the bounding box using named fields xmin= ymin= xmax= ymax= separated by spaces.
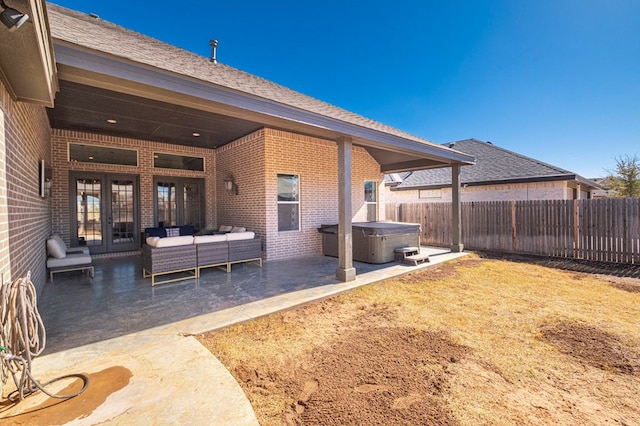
xmin=318 ymin=221 xmax=421 ymax=264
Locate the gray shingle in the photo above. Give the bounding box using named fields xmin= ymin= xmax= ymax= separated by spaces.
xmin=396 ymin=138 xmax=597 ymax=188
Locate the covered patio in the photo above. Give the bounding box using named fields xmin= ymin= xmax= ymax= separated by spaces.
xmin=43 ymin=4 xmax=474 ymax=284
xmin=38 ymin=247 xmax=464 ymax=355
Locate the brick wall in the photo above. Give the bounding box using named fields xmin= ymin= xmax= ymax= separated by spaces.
xmin=0 ymin=92 xmax=9 ymax=288
xmin=216 ymin=128 xmax=384 ymax=260
xmin=386 ymin=180 xmax=573 ymax=203
xmin=50 ymin=127 xmax=384 ymax=263
xmin=0 ymin=81 xmax=52 ymax=293
xmin=262 ymin=129 xmax=383 ymax=260
xmin=216 ymin=129 xmax=266 ymax=238
xmin=51 ymin=130 xmax=216 ymax=246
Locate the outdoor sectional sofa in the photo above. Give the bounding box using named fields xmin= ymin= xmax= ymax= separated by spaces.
xmin=142 ymin=231 xmax=262 ymax=286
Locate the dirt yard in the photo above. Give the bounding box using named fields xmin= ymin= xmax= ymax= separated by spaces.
xmin=198 ymin=255 xmax=640 ymax=425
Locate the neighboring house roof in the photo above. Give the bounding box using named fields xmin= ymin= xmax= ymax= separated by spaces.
xmin=590 ymin=176 xmax=613 ymax=188
xmin=590 ymin=177 xmax=617 ymax=198
xmin=384 ymin=172 xmax=412 ymax=185
xmin=391 ymin=138 xmax=602 ymax=190
xmin=44 ymin=3 xmax=474 ymax=172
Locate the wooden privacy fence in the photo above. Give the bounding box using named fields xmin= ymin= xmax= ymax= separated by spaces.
xmin=386 ymin=198 xmax=640 ymax=264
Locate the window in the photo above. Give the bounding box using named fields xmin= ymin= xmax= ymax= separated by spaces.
xmin=69 ymin=143 xmax=138 ymax=166
xmin=277 ymin=174 xmax=300 ymax=231
xmin=419 ymin=189 xmax=442 ymax=199
xmin=153 ymin=152 xmax=204 ymax=172
xmin=364 ymin=180 xmax=377 ymax=221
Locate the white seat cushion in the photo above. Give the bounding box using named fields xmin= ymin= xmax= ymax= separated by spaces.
xmin=46 ymin=238 xmax=66 ymax=259
xmin=51 ymin=234 xmax=68 ymax=250
xmin=194 ymin=234 xmax=227 ymax=244
xmin=226 ymin=231 xmax=255 ymax=241
xmin=51 ymin=234 xmax=90 ymax=255
xmin=146 ymin=236 xmax=160 ymax=246
xmin=47 ymin=253 xmax=92 ymax=268
xmin=149 ymin=235 xmax=194 ymax=248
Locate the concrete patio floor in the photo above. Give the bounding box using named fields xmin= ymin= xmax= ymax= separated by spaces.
xmin=1 ymin=247 xmax=468 ymax=424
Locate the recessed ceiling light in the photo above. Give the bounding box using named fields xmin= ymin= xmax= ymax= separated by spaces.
xmin=107 ymin=119 xmax=117 ymax=124
xmin=88 ymin=156 xmax=94 ymax=160
xmin=192 ymin=132 xmax=201 ymax=137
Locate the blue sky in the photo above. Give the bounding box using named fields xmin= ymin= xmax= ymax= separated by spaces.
xmin=50 ymin=1 xmax=639 ymax=178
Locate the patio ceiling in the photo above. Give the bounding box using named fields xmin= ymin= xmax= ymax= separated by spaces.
xmin=48 ymin=79 xmax=264 ymax=149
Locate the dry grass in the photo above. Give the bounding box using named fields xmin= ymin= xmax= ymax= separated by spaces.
xmin=198 ymin=255 xmax=640 ymax=425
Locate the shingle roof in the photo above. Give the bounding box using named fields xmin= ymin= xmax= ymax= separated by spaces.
xmin=46 ymin=3 xmax=440 ymax=148
xmin=384 ymin=172 xmax=412 ymax=185
xmin=394 ymin=138 xmax=600 ymax=189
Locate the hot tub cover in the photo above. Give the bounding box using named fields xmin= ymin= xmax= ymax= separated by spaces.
xmin=318 ymin=221 xmax=421 ymax=236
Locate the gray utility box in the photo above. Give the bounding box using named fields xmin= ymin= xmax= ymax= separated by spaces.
xmin=318 ymin=222 xmax=421 ymax=264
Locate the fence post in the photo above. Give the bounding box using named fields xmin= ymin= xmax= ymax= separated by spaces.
xmin=511 ymin=200 xmax=517 ymax=252
xmin=573 ymin=199 xmax=579 ymax=258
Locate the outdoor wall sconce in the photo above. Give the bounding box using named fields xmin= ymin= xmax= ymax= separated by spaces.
xmin=0 ymin=1 xmax=29 ymax=31
xmin=224 ymin=177 xmax=238 ymax=195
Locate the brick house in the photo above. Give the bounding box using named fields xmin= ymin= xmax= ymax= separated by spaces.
xmin=0 ymin=2 xmax=474 ymax=292
xmin=386 ymin=139 xmax=601 ymax=203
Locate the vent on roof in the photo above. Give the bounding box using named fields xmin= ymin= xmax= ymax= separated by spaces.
xmin=210 ymin=40 xmax=218 ymax=63
xmin=89 ymin=13 xmax=99 ymax=19
xmin=486 ymin=141 xmax=493 ymax=145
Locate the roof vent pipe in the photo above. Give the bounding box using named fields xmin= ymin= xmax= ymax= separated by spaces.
xmin=210 ymin=40 xmax=218 ymax=63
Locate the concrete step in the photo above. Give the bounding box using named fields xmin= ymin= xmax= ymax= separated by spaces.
xmin=403 ymin=253 xmax=430 ymax=266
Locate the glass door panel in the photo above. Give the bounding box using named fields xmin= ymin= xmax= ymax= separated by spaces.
xmin=183 ymin=182 xmax=202 ymax=229
xmin=76 ymin=178 xmax=103 ymax=247
xmin=156 ymin=182 xmax=177 ymax=227
xmin=154 ymin=177 xmax=203 ymax=229
xmin=110 ymin=179 xmax=136 ymax=250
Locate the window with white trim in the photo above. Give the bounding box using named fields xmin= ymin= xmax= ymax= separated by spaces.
xmin=364 ymin=180 xmax=377 ymax=221
xmin=277 ymin=174 xmax=300 ymax=231
xmin=419 ymin=189 xmax=442 ymax=199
